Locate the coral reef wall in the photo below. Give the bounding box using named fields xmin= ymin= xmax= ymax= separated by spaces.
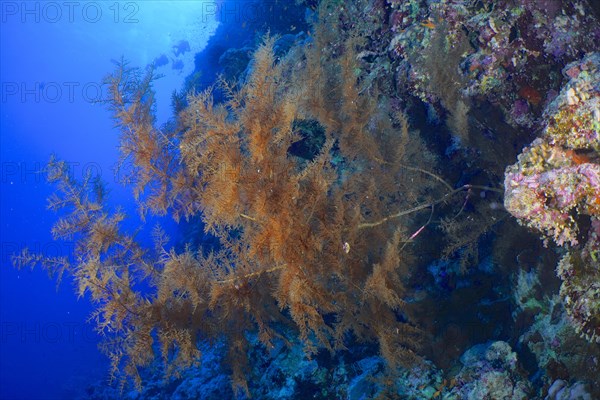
xmin=12 ymin=0 xmax=600 ymax=398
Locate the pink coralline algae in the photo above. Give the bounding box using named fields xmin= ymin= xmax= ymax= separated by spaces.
xmin=504 ymin=52 xmax=600 ymax=343
xmin=505 ymin=146 xmax=599 ymax=247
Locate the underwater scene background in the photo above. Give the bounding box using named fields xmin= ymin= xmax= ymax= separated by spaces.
xmin=1 ymin=1 xmax=599 ymax=399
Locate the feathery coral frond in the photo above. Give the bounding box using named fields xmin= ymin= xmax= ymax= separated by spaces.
xmin=15 ymin=17 xmax=466 ymax=392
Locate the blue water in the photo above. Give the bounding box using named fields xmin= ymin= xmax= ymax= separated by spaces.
xmin=0 ymin=2 xmax=221 ymax=398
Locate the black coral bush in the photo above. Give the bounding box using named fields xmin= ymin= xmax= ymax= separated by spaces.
xmin=14 ymin=31 xmax=447 ymax=393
